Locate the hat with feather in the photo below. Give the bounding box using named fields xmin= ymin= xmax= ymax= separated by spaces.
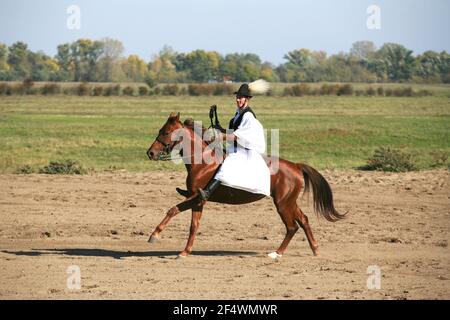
xmin=234 ymin=79 xmax=270 ymax=98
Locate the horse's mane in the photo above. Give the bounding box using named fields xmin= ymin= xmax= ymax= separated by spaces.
xmin=183 ymin=118 xmax=212 ymax=145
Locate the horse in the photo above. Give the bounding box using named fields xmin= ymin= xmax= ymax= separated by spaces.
xmin=146 ymin=112 xmax=346 ymax=258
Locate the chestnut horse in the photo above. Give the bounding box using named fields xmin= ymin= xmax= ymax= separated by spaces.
xmin=146 ymin=112 xmax=345 ymax=258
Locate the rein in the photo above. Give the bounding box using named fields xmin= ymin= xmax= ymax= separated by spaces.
xmin=155 ymin=127 xmax=207 ymax=162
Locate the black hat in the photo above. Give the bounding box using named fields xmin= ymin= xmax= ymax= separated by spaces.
xmin=234 ymin=83 xmax=252 ymax=98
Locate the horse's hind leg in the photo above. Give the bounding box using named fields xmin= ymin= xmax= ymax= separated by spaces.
xmin=178 ymin=207 xmax=203 ymax=257
xmin=295 ymin=206 xmax=319 ymax=256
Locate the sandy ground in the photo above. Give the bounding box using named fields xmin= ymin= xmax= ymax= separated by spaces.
xmin=0 ymin=169 xmax=449 ymax=300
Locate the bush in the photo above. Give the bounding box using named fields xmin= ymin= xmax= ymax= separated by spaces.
xmin=77 ymin=82 xmax=91 ymax=96
xmin=22 ymin=78 xmax=35 ymax=94
xmin=392 ymin=87 xmax=413 ymax=97
xmin=92 ymin=86 xmax=104 ymax=96
xmin=152 ymin=87 xmax=161 ymax=95
xmin=8 ymin=82 xmax=27 ymax=95
xmin=291 ymin=83 xmax=310 ymax=96
xmin=0 ymin=82 xmax=8 ymax=95
xmin=320 ymin=84 xmax=339 ymax=95
xmin=38 ymin=160 xmax=86 ymax=174
xmin=138 ymin=86 xmax=148 ymax=96
xmin=162 ymin=84 xmax=179 ymax=96
xmin=16 ymin=165 xmax=34 ymax=174
xmin=188 ymin=84 xmax=215 ymax=96
xmin=415 ymin=89 xmax=432 ymax=97
xmin=337 ymin=84 xmax=353 ymax=96
xmin=377 ymin=87 xmax=384 ymax=96
xmin=103 ymin=84 xmax=121 ymax=96
xmin=362 ymin=147 xmax=417 ymax=172
xmin=282 ymin=87 xmax=293 ymax=96
xmin=41 ymin=83 xmax=61 ymax=95
xmin=122 ymin=86 xmax=135 ymax=96
xmin=213 ymin=83 xmax=234 ymax=96
xmin=179 ymin=87 xmax=187 ymax=95
xmin=385 ymin=88 xmax=393 ymax=97
xmin=365 ymin=86 xmax=376 ymax=96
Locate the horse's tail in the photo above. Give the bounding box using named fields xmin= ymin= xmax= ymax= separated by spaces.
xmin=298 ymin=163 xmax=347 ymax=222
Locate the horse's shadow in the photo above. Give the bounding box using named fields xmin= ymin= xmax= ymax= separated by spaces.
xmin=1 ymin=248 xmax=258 ymax=259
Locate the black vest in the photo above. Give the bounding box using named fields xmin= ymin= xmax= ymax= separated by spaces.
xmin=228 ymin=107 xmax=256 ymax=130
xmin=228 ymin=107 xmax=256 ymax=152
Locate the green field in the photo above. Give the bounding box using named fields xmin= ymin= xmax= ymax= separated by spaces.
xmin=0 ymin=87 xmax=449 ymax=173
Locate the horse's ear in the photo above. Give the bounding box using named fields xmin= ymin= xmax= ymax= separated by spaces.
xmin=168 ymin=112 xmax=181 ymax=122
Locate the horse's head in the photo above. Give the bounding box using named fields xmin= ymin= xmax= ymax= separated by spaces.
xmin=147 ymin=112 xmax=184 ymax=160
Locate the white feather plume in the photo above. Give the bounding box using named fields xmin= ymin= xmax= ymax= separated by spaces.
xmin=248 ymin=79 xmax=270 ymax=95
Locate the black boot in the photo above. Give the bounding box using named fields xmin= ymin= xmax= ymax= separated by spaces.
xmin=198 ymin=179 xmax=221 ymax=200
xmin=176 ymin=187 xmax=190 ymax=197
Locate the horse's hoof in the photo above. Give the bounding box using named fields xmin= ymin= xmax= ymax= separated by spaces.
xmin=177 ymin=253 xmax=188 ymax=259
xmin=267 ymin=252 xmax=282 ymax=259
xmin=313 ymin=249 xmax=320 ymax=257
xmin=148 ymin=235 xmax=160 ymax=243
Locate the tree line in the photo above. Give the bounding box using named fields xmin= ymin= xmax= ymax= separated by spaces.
xmin=0 ymin=39 xmax=449 ymax=84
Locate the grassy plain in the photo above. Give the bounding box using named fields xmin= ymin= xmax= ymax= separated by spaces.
xmin=0 ymin=86 xmax=449 ymax=173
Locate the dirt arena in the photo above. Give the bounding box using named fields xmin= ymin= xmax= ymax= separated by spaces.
xmin=0 ymin=169 xmax=448 ymax=299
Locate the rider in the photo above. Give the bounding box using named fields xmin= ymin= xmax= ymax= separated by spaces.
xmin=198 ymin=83 xmax=271 ymax=200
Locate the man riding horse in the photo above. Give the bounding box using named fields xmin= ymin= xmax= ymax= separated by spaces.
xmin=196 ymin=82 xmax=271 ymax=200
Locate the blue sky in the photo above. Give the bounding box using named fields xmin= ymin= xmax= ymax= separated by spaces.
xmin=1 ymin=0 xmax=449 ymax=64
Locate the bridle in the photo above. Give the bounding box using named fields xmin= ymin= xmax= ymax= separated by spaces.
xmin=155 ymin=133 xmax=179 ymax=161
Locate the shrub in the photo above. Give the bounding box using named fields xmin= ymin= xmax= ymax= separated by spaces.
xmin=291 ymin=84 xmax=310 ymax=96
xmin=377 ymin=87 xmax=384 ymax=96
xmin=402 ymin=87 xmax=413 ymax=97
xmin=41 ymin=83 xmax=61 ymax=95
xmin=103 ymin=84 xmax=121 ymax=96
xmin=365 ymin=86 xmax=376 ymax=96
xmin=38 ymin=160 xmax=86 ymax=174
xmin=337 ymin=84 xmax=353 ymax=96
xmin=179 ymin=87 xmax=187 ymax=95
xmin=162 ymin=84 xmax=179 ymax=96
xmin=23 ymin=78 xmax=35 ymax=94
xmin=8 ymin=82 xmax=26 ymax=95
xmin=92 ymin=86 xmax=104 ymax=96
xmin=282 ymin=87 xmax=293 ymax=96
xmin=362 ymin=147 xmax=417 ymax=172
xmin=320 ymin=84 xmax=339 ymax=95
xmin=77 ymin=82 xmax=91 ymax=96
xmin=16 ymin=165 xmax=34 ymax=174
xmin=138 ymin=86 xmax=148 ymax=96
xmin=152 ymin=87 xmax=161 ymax=95
xmin=213 ymin=83 xmax=234 ymax=96
xmin=188 ymin=84 xmax=209 ymax=96
xmin=0 ymin=82 xmax=8 ymax=95
xmin=415 ymin=89 xmax=432 ymax=97
xmin=122 ymin=86 xmax=135 ymax=96
xmin=385 ymin=88 xmax=393 ymax=97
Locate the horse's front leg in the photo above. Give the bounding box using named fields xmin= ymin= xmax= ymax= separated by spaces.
xmin=148 ymin=195 xmax=201 ymax=243
xmin=179 ymin=207 xmax=203 ymax=257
